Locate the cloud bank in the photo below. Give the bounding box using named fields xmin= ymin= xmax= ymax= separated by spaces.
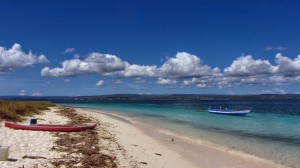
xmin=41 ymin=51 xmax=300 ymax=88
xmin=0 ymin=43 xmax=49 ymax=73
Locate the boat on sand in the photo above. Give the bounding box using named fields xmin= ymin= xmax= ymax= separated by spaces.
xmin=208 ymin=107 xmax=250 ymax=116
xmin=4 ymin=122 xmax=97 ymax=132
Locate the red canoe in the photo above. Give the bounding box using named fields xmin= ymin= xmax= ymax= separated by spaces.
xmin=4 ymin=122 xmax=97 ymax=132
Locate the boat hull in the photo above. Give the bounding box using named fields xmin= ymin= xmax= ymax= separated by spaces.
xmin=208 ymin=110 xmax=250 ymax=116
xmin=4 ymin=122 xmax=97 ymax=132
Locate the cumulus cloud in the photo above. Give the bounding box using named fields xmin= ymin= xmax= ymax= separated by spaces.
xmin=224 ymin=55 xmax=275 ymax=76
xmin=274 ymin=53 xmax=300 ymax=77
xmin=41 ymin=51 xmax=220 ymax=79
xmin=0 ymin=43 xmax=49 ymax=73
xmin=120 ymin=64 xmax=157 ymax=77
xmin=220 ymin=53 xmax=300 ymax=87
xmin=96 ymin=80 xmax=105 ymax=86
xmin=196 ymin=83 xmax=208 ymax=88
xmin=158 ymin=52 xmax=220 ymax=78
xmin=41 ymin=53 xmax=127 ymax=76
xmin=183 ymin=77 xmax=198 ymax=86
xmin=157 ymin=78 xmax=177 ymax=85
xmin=64 ymin=48 xmax=76 ymax=54
xmin=40 ymin=50 xmax=300 ymax=90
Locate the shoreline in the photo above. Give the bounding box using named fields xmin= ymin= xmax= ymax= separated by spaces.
xmin=76 ymin=107 xmax=287 ymax=168
xmin=75 ymin=107 xmax=199 ymax=168
xmin=0 ymin=106 xmax=289 ymax=167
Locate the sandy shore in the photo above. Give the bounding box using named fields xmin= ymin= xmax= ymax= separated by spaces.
xmin=0 ymin=107 xmax=69 ymax=168
xmin=77 ymin=108 xmax=287 ymax=168
xmin=0 ymin=107 xmax=288 ymax=168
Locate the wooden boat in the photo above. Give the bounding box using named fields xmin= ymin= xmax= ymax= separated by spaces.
xmin=208 ymin=107 xmax=250 ymax=116
xmin=4 ymin=122 xmax=97 ymax=132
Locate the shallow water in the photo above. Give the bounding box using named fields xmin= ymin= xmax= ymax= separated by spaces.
xmin=59 ymin=100 xmax=300 ymax=167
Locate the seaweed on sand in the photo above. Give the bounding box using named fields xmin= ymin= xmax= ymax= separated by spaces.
xmin=51 ymin=107 xmax=118 ymax=168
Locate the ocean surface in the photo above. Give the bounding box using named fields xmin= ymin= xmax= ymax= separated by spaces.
xmin=59 ymin=100 xmax=300 ymax=167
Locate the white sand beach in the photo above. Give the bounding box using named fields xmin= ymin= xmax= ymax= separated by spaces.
xmin=77 ymin=108 xmax=287 ymax=168
xmin=0 ymin=107 xmax=69 ymax=168
xmin=0 ymin=107 xmax=288 ymax=168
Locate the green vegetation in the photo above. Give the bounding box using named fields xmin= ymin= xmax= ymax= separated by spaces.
xmin=0 ymin=100 xmax=56 ymax=122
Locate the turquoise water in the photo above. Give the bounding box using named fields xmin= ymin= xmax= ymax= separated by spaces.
xmin=59 ymin=100 xmax=300 ymax=167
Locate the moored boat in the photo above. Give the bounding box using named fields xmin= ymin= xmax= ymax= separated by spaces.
xmin=4 ymin=122 xmax=97 ymax=132
xmin=208 ymin=107 xmax=250 ymax=116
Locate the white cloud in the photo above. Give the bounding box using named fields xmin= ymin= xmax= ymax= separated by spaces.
xmin=32 ymin=90 xmax=42 ymax=96
xmin=259 ymin=88 xmax=287 ymax=94
xmin=41 ymin=53 xmax=127 ymax=77
xmin=182 ymin=77 xmax=198 ymax=86
xmin=183 ymin=76 xmax=217 ymax=88
xmin=114 ymin=79 xmax=123 ymax=84
xmin=158 ymin=52 xmax=219 ymax=78
xmin=40 ymin=50 xmax=300 ymax=89
xmin=64 ymin=79 xmax=71 ymax=82
xmin=73 ymin=53 xmax=80 ymax=59
xmin=0 ymin=43 xmax=49 ymax=73
xmin=96 ymin=80 xmax=105 ymax=86
xmin=120 ymin=64 xmax=157 ymax=77
xmin=269 ymin=75 xmax=300 ymax=85
xmin=157 ymin=78 xmax=177 ymax=85
xmin=41 ymin=51 xmax=220 ymax=80
xmin=134 ymin=77 xmax=147 ymax=84
xmin=18 ymin=90 xmax=26 ymax=96
xmin=274 ymin=53 xmax=300 ymax=77
xmin=64 ymin=48 xmax=76 ymax=54
xmin=196 ymin=83 xmax=208 ymax=88
xmin=265 ymin=46 xmax=273 ymax=51
xmin=224 ymin=55 xmax=275 ymax=76
xmin=265 ymin=46 xmax=287 ymax=51
xmin=276 ymin=46 xmax=287 ymax=51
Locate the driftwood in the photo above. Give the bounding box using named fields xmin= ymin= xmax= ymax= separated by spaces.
xmin=155 ymin=153 xmax=162 ymax=156
xmin=22 ymin=155 xmax=47 ymax=159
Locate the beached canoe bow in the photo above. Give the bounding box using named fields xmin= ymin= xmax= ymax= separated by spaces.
xmin=4 ymin=122 xmax=97 ymax=132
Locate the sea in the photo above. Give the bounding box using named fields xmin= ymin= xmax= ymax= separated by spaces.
xmin=59 ymin=99 xmax=300 ymax=167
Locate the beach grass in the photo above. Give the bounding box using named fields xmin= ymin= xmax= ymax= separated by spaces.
xmin=0 ymin=100 xmax=56 ymax=122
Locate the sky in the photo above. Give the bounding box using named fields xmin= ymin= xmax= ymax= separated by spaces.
xmin=1 ymin=0 xmax=300 ymax=96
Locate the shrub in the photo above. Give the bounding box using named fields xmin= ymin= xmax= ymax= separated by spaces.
xmin=0 ymin=100 xmax=56 ymax=122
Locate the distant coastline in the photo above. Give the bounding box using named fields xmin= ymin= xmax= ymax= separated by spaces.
xmin=1 ymin=94 xmax=300 ymax=102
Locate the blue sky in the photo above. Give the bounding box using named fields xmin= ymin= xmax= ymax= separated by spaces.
xmin=1 ymin=0 xmax=300 ymax=96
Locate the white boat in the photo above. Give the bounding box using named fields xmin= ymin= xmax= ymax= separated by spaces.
xmin=208 ymin=107 xmax=250 ymax=116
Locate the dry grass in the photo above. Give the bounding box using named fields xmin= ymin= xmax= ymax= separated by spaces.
xmin=0 ymin=100 xmax=56 ymax=122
